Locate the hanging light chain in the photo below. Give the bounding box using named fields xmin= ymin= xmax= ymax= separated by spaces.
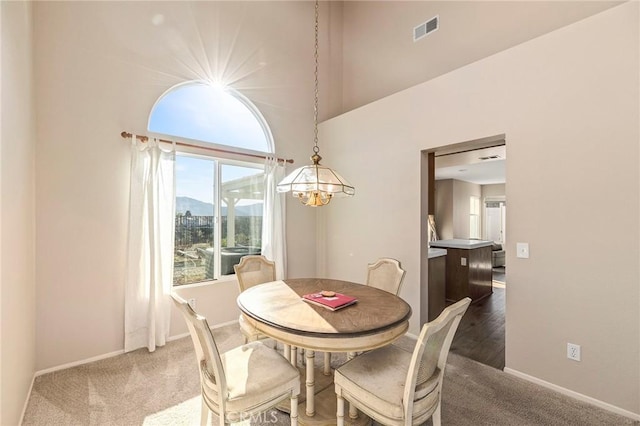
xmin=275 ymin=0 xmax=355 ymax=205
xmin=313 ymin=0 xmax=320 ymax=156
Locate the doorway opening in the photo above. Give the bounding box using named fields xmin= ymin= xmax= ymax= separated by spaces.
xmin=486 ymin=197 xmax=506 ymax=286
xmin=420 ymin=134 xmax=506 ymax=370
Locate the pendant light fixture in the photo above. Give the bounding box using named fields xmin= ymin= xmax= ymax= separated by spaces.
xmin=277 ymin=0 xmax=355 ymax=207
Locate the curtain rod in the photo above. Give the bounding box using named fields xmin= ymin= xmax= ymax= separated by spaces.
xmin=120 ymin=131 xmax=294 ymax=164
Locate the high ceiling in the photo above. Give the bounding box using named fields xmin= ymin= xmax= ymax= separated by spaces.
xmin=340 ymin=1 xmax=624 ymax=113
xmin=388 ymin=2 xmax=624 ymax=186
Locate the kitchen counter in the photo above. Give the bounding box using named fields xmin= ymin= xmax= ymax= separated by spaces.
xmin=428 ymin=248 xmax=447 ymax=258
xmin=430 ymin=239 xmax=493 ymax=250
xmin=430 ymin=239 xmax=493 ymax=303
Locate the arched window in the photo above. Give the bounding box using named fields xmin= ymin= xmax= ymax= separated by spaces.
xmin=149 ymin=81 xmax=273 ymax=153
xmin=149 ymin=81 xmax=273 ymax=286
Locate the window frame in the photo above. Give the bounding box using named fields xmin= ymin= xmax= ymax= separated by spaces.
xmin=147 ymin=80 xmax=276 ymax=155
xmin=147 ymin=80 xmax=275 ymax=288
xmin=174 ymin=152 xmax=266 ymax=285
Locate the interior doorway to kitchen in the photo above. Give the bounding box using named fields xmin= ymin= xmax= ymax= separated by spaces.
xmin=421 ymin=134 xmax=506 ymax=370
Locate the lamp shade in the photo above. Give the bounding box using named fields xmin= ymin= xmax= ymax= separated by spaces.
xmin=277 ymin=155 xmax=355 ymax=206
xmin=277 ymin=164 xmax=355 ymax=196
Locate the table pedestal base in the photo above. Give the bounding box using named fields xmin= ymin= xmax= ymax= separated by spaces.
xmin=297 ymin=386 xmax=370 ymax=426
xmin=276 ymin=365 xmax=333 ymax=410
xmin=277 ymin=366 xmax=370 ymax=426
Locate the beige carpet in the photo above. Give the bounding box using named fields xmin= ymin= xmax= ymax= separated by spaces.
xmin=23 ymin=323 xmax=637 ymax=425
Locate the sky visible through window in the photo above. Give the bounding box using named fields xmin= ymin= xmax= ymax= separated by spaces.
xmin=149 ymin=83 xmax=268 ymax=151
xmin=174 ymin=156 xmax=263 ymax=205
xmin=148 ymin=82 xmax=270 ymax=205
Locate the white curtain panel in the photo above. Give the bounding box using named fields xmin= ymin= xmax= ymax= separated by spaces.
xmin=125 ymin=136 xmax=176 ymax=353
xmin=261 ymin=158 xmax=287 ymax=280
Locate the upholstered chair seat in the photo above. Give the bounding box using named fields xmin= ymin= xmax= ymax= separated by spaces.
xmin=238 ymin=314 xmax=263 ymax=343
xmin=172 ymin=294 xmax=300 ymax=426
xmin=205 ymin=341 xmax=300 ymax=422
xmin=335 ymin=344 xmax=441 ymax=424
xmin=335 ymin=297 xmax=471 ymax=426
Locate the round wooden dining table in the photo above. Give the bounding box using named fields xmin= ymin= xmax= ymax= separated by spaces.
xmin=237 ymin=277 xmax=412 ymax=425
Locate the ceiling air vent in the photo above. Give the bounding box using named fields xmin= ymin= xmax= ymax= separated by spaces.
xmin=479 ymin=155 xmax=501 ymax=161
xmin=414 ymin=15 xmax=439 ymax=42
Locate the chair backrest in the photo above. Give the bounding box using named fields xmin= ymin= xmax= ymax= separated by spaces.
xmin=365 ymin=258 xmax=406 ymax=295
xmin=403 ymin=297 xmax=471 ymax=423
xmin=234 ymin=255 xmax=276 ymax=292
xmin=171 ymin=294 xmax=227 ymax=415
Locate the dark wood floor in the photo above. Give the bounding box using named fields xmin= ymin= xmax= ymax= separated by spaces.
xmin=450 ymin=286 xmax=505 ymax=370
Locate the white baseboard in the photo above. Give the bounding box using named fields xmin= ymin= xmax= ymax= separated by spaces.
xmin=35 ymin=349 xmax=126 ymax=377
xmin=405 ymin=331 xmax=419 ymax=340
xmin=213 ymin=319 xmax=240 ymax=329
xmin=24 ymin=348 xmax=125 ymax=424
xmin=21 ymin=319 xmax=241 ymax=424
xmin=167 ymin=332 xmax=190 ymax=342
xmin=19 ymin=373 xmax=36 ymax=425
xmin=169 ymin=318 xmax=239 ymax=343
xmin=35 ymin=319 xmax=241 ymax=377
xmin=504 ymin=367 xmax=640 ymax=421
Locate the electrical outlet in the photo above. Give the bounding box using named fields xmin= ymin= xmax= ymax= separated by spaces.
xmin=461 ymin=257 xmax=467 ymax=266
xmin=188 ymin=298 xmax=197 ymax=310
xmin=567 ymin=343 xmax=581 ymax=361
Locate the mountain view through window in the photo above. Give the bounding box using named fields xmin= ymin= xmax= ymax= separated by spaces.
xmin=149 ymin=81 xmax=273 ymax=285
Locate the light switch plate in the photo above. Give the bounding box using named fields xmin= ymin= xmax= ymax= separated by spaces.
xmin=516 ymin=242 xmax=530 ymax=258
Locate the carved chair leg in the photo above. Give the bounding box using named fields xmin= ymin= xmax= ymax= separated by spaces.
xmin=290 ymin=393 xmax=299 ymax=426
xmin=200 ymin=398 xmax=208 ymax=426
xmin=336 ymin=393 xmax=345 ymax=426
xmin=347 ymin=352 xmax=358 ymax=419
xmin=432 ymin=401 xmax=442 ymax=426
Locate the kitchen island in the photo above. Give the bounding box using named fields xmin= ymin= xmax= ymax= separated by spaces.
xmin=429 ymin=239 xmax=493 ymax=303
xmin=424 ymin=248 xmax=447 ymax=322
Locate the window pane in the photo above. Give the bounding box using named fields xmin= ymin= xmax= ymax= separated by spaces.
xmin=149 ymin=82 xmax=270 ymax=152
xmin=174 ymin=155 xmax=215 ymax=286
xmin=149 ymin=81 xmax=272 ymax=286
xmin=469 ymin=196 xmax=480 ymax=239
xmin=470 ymin=216 xmax=480 ymax=239
xmin=220 ymin=164 xmax=264 ymax=275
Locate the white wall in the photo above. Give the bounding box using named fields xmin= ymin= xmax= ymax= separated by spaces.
xmin=434 ymin=179 xmax=453 ymax=239
xmin=452 ymin=180 xmax=481 ymax=239
xmin=33 ymin=1 xmax=330 ymax=370
xmin=1 ymin=2 xmax=37 ymax=424
xmin=321 ymin=2 xmax=639 ymax=415
xmin=482 ymin=183 xmax=506 ymax=200
xmin=340 ymin=1 xmax=621 ymax=113
xmin=434 ymin=179 xmax=482 ymax=240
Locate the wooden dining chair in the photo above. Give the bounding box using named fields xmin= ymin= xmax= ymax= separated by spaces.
xmin=234 ymin=255 xmax=276 ymax=343
xmin=334 ymin=297 xmax=471 ymax=426
xmin=366 ymin=257 xmax=406 ymax=296
xmin=234 ymin=255 xmax=276 ymax=292
xmin=325 ymin=258 xmax=407 ymax=377
xmin=234 ymin=255 xmax=323 ymax=370
xmin=172 ymin=294 xmax=300 ymax=426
